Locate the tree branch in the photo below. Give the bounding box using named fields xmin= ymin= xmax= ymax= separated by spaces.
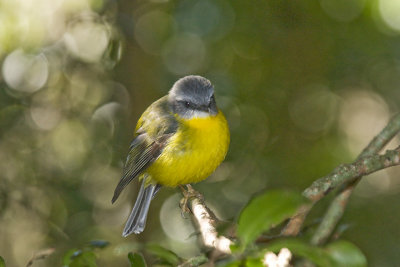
xmin=184 ymin=185 xmax=232 ymax=255
xmin=310 ymin=183 xmax=355 ymax=245
xmin=310 ymin=113 xmax=400 ymax=245
xmin=283 ymin=114 xmax=400 ymax=237
xmin=357 ymin=114 xmax=400 ymax=159
xmin=303 ymin=148 xmax=400 ymax=200
xmin=26 ymin=248 xmax=55 ymax=267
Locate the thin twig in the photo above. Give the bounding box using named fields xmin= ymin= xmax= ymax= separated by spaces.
xmin=183 ymin=185 xmax=232 ymax=255
xmin=178 ymin=255 xmax=208 ymax=267
xmin=282 ymin=113 xmax=400 ymax=237
xmin=303 ymin=148 xmax=400 ymax=200
xmin=285 ymin=147 xmax=400 ymax=236
xmin=357 ymin=114 xmax=400 ymax=159
xmin=310 ymin=183 xmax=355 ymax=245
xmin=310 ymin=113 xmax=400 ymax=245
xmin=26 ymin=248 xmax=55 ymax=267
xmin=281 ymin=204 xmax=313 ymax=236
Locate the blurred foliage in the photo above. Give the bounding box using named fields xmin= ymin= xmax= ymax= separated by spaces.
xmin=61 ymin=240 xmax=110 ymax=267
xmin=145 ymin=244 xmax=181 ymax=266
xmin=128 ymin=252 xmax=146 ymax=267
xmin=237 ymin=190 xmax=307 ymax=249
xmin=1 ymin=0 xmax=400 ymax=266
xmin=264 ymin=239 xmax=367 ymax=267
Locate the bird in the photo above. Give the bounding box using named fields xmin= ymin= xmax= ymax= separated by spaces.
xmin=111 ymin=75 xmax=230 ymax=236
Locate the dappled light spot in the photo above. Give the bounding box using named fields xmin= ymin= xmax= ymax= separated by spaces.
xmin=0 ymin=143 xmax=20 ymax=182
xmin=356 ymin=171 xmax=392 ymax=197
xmin=82 ymin=166 xmax=120 ymax=208
xmin=160 ymin=193 xmax=196 ymax=242
xmin=92 ymin=102 xmax=122 ymax=137
xmin=0 ymin=0 xmax=66 ymax=57
xmin=29 ymin=105 xmax=62 ymax=130
xmin=222 ymin=182 xmax=254 ymax=204
xmin=92 ymin=200 xmax=129 ymax=228
xmin=2 ymin=49 xmax=48 ymax=94
xmin=339 ymin=90 xmax=390 ymax=157
xmin=176 ymin=0 xmax=235 ymax=41
xmin=207 ymin=162 xmax=232 ymax=183
xmin=64 ymin=14 xmax=110 ymax=63
xmin=1 ymin=0 xmax=400 ymax=265
xmin=379 ymin=0 xmax=400 ymax=32
xmin=134 ymin=10 xmax=176 ymax=55
xmin=206 ymin=70 xmax=236 ymax=96
xmin=66 ymin=67 xmax=108 ymax=110
xmin=320 ymin=0 xmax=365 ymax=22
xmin=83 ymin=166 xmax=130 ymax=227
xmin=289 ymin=85 xmax=339 ymax=135
xmin=162 ymin=33 xmax=206 ymax=75
xmin=2 ymin=204 xmax=47 ymax=267
xmin=60 ymin=0 xmax=92 ymax=13
xmin=50 ymin=120 xmax=90 ymax=169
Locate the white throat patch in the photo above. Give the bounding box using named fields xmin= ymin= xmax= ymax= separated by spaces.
xmin=191 ymin=110 xmax=210 ymax=118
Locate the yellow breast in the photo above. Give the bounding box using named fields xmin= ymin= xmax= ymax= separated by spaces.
xmin=146 ymin=111 xmax=230 ymax=187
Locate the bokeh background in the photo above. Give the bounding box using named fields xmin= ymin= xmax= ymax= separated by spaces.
xmin=1 ymin=0 xmax=400 ymax=266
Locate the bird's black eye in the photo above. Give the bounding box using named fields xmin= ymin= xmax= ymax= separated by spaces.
xmin=185 ymin=101 xmax=190 ymax=108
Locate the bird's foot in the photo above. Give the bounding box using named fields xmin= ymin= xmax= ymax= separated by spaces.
xmin=179 ymin=184 xmax=203 ymax=217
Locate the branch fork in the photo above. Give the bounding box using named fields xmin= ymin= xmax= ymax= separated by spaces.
xmin=283 ymin=114 xmax=400 ymax=243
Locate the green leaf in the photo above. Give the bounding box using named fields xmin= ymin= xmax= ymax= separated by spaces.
xmin=267 ymin=239 xmax=366 ymax=267
xmin=245 ymin=258 xmax=264 ymax=267
xmin=326 ymin=240 xmax=367 ymax=267
xmin=0 ymin=256 xmax=5 ymax=267
xmin=220 ymin=261 xmax=241 ymax=267
xmin=183 ymin=255 xmax=208 ymax=266
xmin=63 ymin=249 xmax=81 ymax=266
xmin=266 ymin=239 xmax=336 ymax=267
xmin=217 ymin=258 xmax=263 ymax=267
xmin=70 ymin=251 xmax=97 ymax=267
xmin=128 ymin=252 xmax=147 ymax=267
xmin=145 ymin=244 xmax=180 ymax=266
xmin=229 ymin=243 xmax=241 ymax=254
xmin=237 ymin=190 xmax=307 ymax=248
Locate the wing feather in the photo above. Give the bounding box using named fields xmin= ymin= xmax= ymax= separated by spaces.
xmin=111 ymin=134 xmax=168 ymax=203
xmin=111 ymin=96 xmax=177 ymax=204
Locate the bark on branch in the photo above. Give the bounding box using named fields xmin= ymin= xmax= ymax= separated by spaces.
xmin=183 ymin=185 xmax=232 ymax=255
xmin=303 ymin=147 xmax=400 ymax=201
xmin=283 ymin=114 xmax=400 ymax=237
xmin=309 ymin=113 xmax=400 ymax=245
xmin=185 ymin=114 xmax=400 ymax=259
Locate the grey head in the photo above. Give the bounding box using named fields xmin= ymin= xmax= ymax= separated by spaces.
xmin=168 ymin=75 xmax=218 ymax=119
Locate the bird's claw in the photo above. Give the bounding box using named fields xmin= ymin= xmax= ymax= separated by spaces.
xmin=179 ymin=184 xmax=203 ymax=217
xmin=179 ymin=198 xmax=190 ymax=218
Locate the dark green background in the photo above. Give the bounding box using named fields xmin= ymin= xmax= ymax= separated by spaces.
xmin=0 ymin=0 xmax=399 ymax=266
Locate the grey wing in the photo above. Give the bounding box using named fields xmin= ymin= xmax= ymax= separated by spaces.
xmin=112 ymin=96 xmax=177 ymax=204
xmin=111 ymin=133 xmax=167 ymax=203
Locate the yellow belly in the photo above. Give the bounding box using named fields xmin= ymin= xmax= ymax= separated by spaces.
xmin=146 ymin=111 xmax=230 ymax=187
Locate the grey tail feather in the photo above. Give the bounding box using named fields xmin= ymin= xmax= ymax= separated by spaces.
xmin=122 ymin=181 xmax=161 ymax=236
xmin=152 ymin=184 xmax=162 ymax=199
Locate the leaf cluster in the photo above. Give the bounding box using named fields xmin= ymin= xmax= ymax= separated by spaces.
xmin=23 ymin=190 xmax=367 ymax=267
